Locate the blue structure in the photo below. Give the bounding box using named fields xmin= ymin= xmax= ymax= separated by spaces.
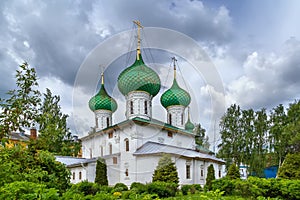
xmin=264 ymin=166 xmax=278 ymax=178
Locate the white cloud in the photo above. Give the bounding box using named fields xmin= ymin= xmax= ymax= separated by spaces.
xmin=226 ymin=38 xmax=300 ymax=109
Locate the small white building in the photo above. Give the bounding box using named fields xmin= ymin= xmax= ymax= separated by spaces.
xmin=58 ymin=25 xmax=225 ymax=186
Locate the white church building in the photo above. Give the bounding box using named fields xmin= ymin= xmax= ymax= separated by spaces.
xmin=57 ymin=22 xmax=225 ymax=186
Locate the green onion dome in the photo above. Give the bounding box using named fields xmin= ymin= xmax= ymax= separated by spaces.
xmin=89 ymin=84 xmax=117 ymax=112
xmin=160 ymin=78 xmax=191 ymax=108
xmin=185 ymin=118 xmax=195 ymax=131
xmin=118 ymin=54 xmax=161 ymax=96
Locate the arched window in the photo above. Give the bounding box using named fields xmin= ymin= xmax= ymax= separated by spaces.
xmin=186 ymin=165 xmax=191 ymax=179
xmin=125 ymin=138 xmax=129 ymax=152
xmin=72 ymin=172 xmax=75 ymax=180
xmin=106 ymin=117 xmax=110 ymax=128
xmin=130 ymin=101 xmax=134 ymax=114
xmin=109 ymin=143 xmax=112 ymax=155
xmin=79 ymin=171 xmax=82 ymax=180
xmin=144 ymin=101 xmax=148 ymax=114
xmin=169 ymin=113 xmax=172 ymax=124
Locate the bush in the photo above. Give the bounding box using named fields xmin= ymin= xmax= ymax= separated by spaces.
xmin=93 ymin=192 xmax=117 ymax=200
xmin=98 ymin=185 xmax=114 ymax=194
xmin=278 ymin=153 xmax=300 ymax=180
xmin=69 ymin=181 xmax=100 ymax=196
xmin=226 ymin=163 xmax=240 ymax=179
xmin=181 ymin=185 xmax=191 ymax=195
xmin=114 ymin=183 xmax=128 ymax=191
xmin=212 ymin=178 xmax=235 ymax=195
xmin=0 ymin=181 xmax=59 ymax=200
xmin=130 ymin=182 xmax=147 ymax=194
xmin=191 ymin=184 xmax=202 ymax=192
xmin=212 ymin=177 xmax=300 ymax=200
xmin=60 ymin=190 xmax=85 ymax=200
xmin=233 ymin=179 xmax=263 ymax=197
xmin=147 ymin=181 xmax=177 ymax=198
xmin=181 ymin=184 xmax=202 ymax=195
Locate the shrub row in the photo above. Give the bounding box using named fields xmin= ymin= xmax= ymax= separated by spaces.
xmin=62 ymin=181 xmax=178 ymax=199
xmin=181 ymin=184 xmax=202 ymax=195
xmin=212 ymin=177 xmax=300 ymax=200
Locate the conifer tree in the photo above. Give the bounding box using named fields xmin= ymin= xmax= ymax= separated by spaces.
xmin=152 ymin=154 xmax=179 ymax=185
xmin=205 ymin=164 xmax=215 ymax=191
xmin=226 ymin=163 xmax=240 ymax=179
xmin=95 ymin=158 xmax=108 ymax=185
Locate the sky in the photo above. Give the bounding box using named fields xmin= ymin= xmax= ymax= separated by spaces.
xmin=1 ymin=0 xmax=300 ymax=149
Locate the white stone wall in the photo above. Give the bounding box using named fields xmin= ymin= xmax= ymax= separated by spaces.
xmin=126 ymin=91 xmax=152 ymax=120
xmin=134 ymin=123 xmax=195 ymax=149
xmin=94 ymin=109 xmax=112 ymax=131
xmin=80 ymin=122 xmax=224 ymax=186
xmin=69 ymin=166 xmax=87 ymax=184
xmin=167 ymin=105 xmax=186 ymax=129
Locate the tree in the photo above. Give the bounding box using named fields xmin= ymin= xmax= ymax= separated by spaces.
xmin=240 ymin=108 xmax=255 ymax=167
xmin=277 ymin=153 xmax=300 ymax=179
xmin=250 ymin=109 xmax=268 ymax=177
xmin=269 ymin=104 xmax=288 ymax=166
xmin=95 ymin=158 xmax=108 ymax=186
xmin=194 ymin=123 xmax=206 ymax=146
xmin=205 ymin=164 xmax=215 ymax=191
xmin=218 ymin=104 xmax=243 ymax=168
xmin=0 ymin=63 xmax=41 ymax=139
xmin=152 ymin=154 xmax=179 ymax=185
xmin=284 ymin=100 xmax=300 ymax=153
xmin=0 ymin=145 xmax=70 ymax=193
xmin=35 ymin=88 xmax=81 ymax=156
xmin=226 ymin=163 xmax=240 ymax=179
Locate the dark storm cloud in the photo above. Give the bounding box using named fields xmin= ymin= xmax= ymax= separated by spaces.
xmin=0 ymin=0 xmax=100 ymax=89
xmin=0 ymin=0 xmax=233 ymax=98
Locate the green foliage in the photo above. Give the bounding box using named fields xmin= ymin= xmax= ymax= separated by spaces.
xmin=152 ymin=154 xmax=179 ymax=185
xmin=0 ymin=63 xmax=79 ymax=156
xmin=113 ymin=182 xmax=128 ymax=192
xmin=212 ymin=178 xmax=235 ymax=195
xmin=0 ymin=181 xmax=59 ymax=200
xmin=212 ymin=177 xmax=300 ymax=200
xmin=130 ymin=182 xmax=147 ymax=194
xmin=0 ymin=146 xmax=70 ymax=193
xmin=226 ymin=163 xmax=240 ymax=179
xmin=69 ymin=181 xmax=100 ymax=196
xmin=219 ymin=101 xmax=300 ymax=177
xmin=284 ymin=100 xmax=300 ymax=153
xmin=194 ymin=123 xmax=207 ymax=146
xmin=0 ymin=62 xmax=41 ymax=139
xmin=278 ymin=153 xmax=300 ymax=179
xmin=147 ymin=181 xmax=177 ymax=198
xmin=269 ymin=104 xmax=288 ymax=166
xmin=205 ymin=164 xmax=215 ymax=191
xmin=181 ymin=184 xmax=202 ymax=195
xmin=36 ymin=88 xmax=81 ymax=156
xmin=95 ymin=158 xmax=108 ymax=186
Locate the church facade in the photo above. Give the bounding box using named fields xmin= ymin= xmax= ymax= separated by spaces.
xmin=59 ymin=23 xmax=225 ymax=186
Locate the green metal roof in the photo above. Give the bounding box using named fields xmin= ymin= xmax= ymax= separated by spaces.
xmin=118 ymin=54 xmax=161 ymax=96
xmin=88 ymin=84 xmax=117 ymax=112
xmin=160 ymin=78 xmax=191 ymax=108
xmin=185 ymin=118 xmax=195 ymax=132
xmin=81 ymin=117 xmax=195 ymax=140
